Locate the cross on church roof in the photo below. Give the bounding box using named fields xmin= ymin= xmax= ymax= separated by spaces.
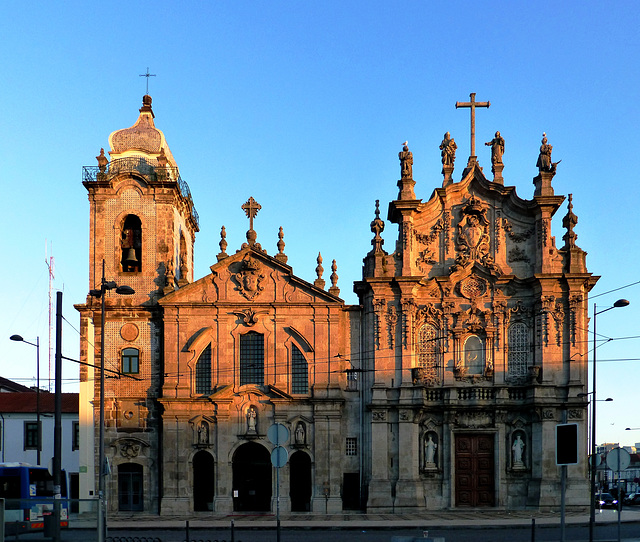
xmin=455 ymin=92 xmax=490 ymax=159
xmin=139 ymin=67 xmax=156 ymax=94
xmin=242 ymin=197 xmax=262 ymax=231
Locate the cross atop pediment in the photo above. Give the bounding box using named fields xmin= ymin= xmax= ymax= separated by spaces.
xmin=242 ymin=197 xmax=262 ymax=247
xmin=242 ymin=197 xmax=261 ymax=230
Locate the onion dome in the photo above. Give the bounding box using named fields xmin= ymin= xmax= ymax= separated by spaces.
xmin=107 ymin=95 xmax=177 ymax=167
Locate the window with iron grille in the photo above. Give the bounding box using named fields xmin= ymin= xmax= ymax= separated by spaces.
xmin=291 ymin=344 xmax=308 ymax=394
xmin=240 ymin=332 xmax=264 ymax=386
xmin=417 ymin=323 xmax=441 ymax=383
xmin=24 ymin=421 xmax=40 ymax=450
xmin=195 ymin=344 xmax=212 ymax=394
xmin=508 ymin=322 xmax=530 ymax=377
xmin=346 ymin=437 xmax=358 ymax=456
xmin=122 ymin=348 xmax=140 ymax=374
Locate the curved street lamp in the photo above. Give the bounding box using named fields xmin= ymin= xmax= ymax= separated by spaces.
xmin=89 ymin=260 xmax=134 ymax=542
xmin=9 ymin=334 xmax=40 ymax=465
xmin=589 ymin=299 xmax=629 ymax=542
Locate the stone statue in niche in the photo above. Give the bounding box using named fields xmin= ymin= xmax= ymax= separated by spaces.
xmin=295 ymin=422 xmax=305 ymax=445
xmin=246 ymin=406 xmax=257 ymax=433
xmin=424 ymin=433 xmax=438 ymax=469
xmin=512 ymin=433 xmax=526 ymax=468
xmin=198 ymin=421 xmax=209 ymax=444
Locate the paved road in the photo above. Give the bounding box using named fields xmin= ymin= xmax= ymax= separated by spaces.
xmin=7 ymin=522 xmax=640 ymax=542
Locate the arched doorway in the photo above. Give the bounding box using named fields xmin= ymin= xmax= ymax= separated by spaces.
xmin=289 ymin=451 xmax=312 ymax=511
xmin=232 ymin=442 xmax=271 ymax=511
xmin=193 ymin=451 xmax=215 ymax=511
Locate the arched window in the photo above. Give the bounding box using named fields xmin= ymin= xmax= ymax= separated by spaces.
xmin=464 ymin=335 xmax=484 ymax=375
xmin=291 ymin=344 xmax=308 ymax=394
xmin=195 ymin=344 xmax=211 ymax=394
xmin=121 ymin=214 xmax=142 ymax=272
xmin=122 ymin=348 xmax=139 ymax=374
xmin=508 ymin=322 xmax=530 ymax=377
xmin=240 ymin=332 xmax=264 ymax=386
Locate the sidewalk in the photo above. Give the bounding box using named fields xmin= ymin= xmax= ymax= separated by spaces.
xmin=78 ymin=507 xmax=640 ymax=531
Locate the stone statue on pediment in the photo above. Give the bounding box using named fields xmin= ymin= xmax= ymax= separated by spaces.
xmin=440 ymin=132 xmax=457 ymax=167
xmin=485 ymin=131 xmax=504 ymax=165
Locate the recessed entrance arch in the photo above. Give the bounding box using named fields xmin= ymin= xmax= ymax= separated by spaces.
xmin=289 ymin=451 xmax=312 ymax=511
xmin=232 ymin=442 xmax=271 ymax=511
xmin=193 ymin=450 xmax=215 ymax=511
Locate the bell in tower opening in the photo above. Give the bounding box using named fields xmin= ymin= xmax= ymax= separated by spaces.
xmin=121 ymin=214 xmax=142 ymax=272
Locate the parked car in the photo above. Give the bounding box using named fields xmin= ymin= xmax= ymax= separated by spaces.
xmin=623 ymin=493 xmax=640 ymax=506
xmin=597 ymin=492 xmax=618 ymax=509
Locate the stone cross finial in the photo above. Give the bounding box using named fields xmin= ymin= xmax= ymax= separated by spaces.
xmin=455 ymin=92 xmax=490 ymax=159
xmin=242 ymin=197 xmax=261 ymax=247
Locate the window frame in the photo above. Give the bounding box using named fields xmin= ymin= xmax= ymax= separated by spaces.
xmin=24 ymin=421 xmax=41 ymax=451
xmin=240 ymin=332 xmax=264 ymax=386
xmin=291 ymin=344 xmax=309 ymax=394
xmin=121 ymin=347 xmax=140 ymax=375
xmin=507 ymin=322 xmax=530 ymax=377
xmin=195 ymin=344 xmax=212 ymax=394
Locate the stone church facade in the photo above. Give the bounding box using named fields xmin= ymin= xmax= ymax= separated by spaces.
xmin=76 ymin=96 xmax=597 ymax=515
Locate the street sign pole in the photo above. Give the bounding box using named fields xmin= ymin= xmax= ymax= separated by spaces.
xmin=268 ymin=423 xmax=290 ymax=542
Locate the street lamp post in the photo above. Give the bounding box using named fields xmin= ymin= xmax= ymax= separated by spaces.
xmin=89 ymin=260 xmax=134 ymax=542
xmin=9 ymin=334 xmax=40 ymax=466
xmin=589 ymin=299 xmax=629 ymax=542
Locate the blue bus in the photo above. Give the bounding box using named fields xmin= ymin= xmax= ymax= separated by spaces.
xmin=0 ymin=463 xmax=68 ymax=535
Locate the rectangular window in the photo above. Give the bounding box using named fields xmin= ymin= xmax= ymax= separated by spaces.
xmin=346 ymin=437 xmax=358 ymax=456
xmin=346 ymin=369 xmax=359 ymax=392
xmin=24 ymin=421 xmax=40 ymax=450
xmin=122 ymin=348 xmax=140 ymax=374
xmin=72 ymin=421 xmax=80 ymax=451
xmin=240 ymin=332 xmax=264 ymax=386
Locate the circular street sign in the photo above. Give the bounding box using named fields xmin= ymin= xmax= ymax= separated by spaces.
xmin=271 ymin=446 xmax=289 ymax=468
xmin=267 ymin=423 xmax=290 ymax=446
xmin=589 ymin=454 xmax=602 ymax=468
xmin=606 ymin=447 xmax=631 ymax=472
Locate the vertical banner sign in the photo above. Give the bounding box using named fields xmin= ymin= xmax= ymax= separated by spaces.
xmin=556 ymin=423 xmax=579 ymax=465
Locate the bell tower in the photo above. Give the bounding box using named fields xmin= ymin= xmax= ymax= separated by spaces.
xmin=83 ymin=94 xmax=199 ymax=297
xmin=77 ymin=95 xmax=199 ymax=514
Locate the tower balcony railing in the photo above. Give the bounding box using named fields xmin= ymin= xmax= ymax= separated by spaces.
xmin=83 ymin=157 xmax=199 ymax=227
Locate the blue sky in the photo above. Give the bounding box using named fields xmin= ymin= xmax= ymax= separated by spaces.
xmin=1 ymin=2 xmax=639 ymax=446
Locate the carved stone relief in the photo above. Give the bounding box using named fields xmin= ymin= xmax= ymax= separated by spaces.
xmin=234 ymin=255 xmax=265 ymax=300
xmin=385 ymin=304 xmax=397 ymax=349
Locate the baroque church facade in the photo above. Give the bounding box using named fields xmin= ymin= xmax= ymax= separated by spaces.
xmin=76 ymin=95 xmax=597 ymax=515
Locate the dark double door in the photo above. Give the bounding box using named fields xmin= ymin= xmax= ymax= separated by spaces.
xmin=455 ymin=434 xmax=495 ymax=507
